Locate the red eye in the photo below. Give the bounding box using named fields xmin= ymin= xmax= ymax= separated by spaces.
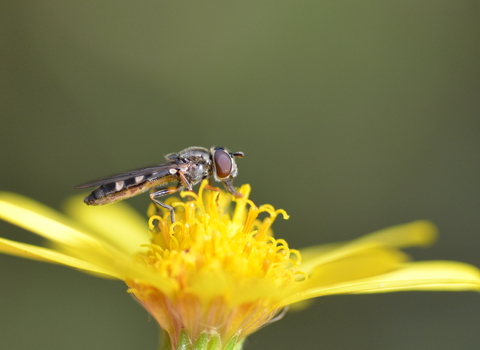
xmin=214 ymin=150 xmax=232 ymax=178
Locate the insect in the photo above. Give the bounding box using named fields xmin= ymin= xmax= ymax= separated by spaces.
xmin=74 ymin=146 xmax=244 ymax=222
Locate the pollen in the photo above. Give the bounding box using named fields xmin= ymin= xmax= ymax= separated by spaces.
xmin=126 ymin=180 xmax=301 ymax=347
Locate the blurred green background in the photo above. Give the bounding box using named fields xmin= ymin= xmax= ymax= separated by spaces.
xmin=1 ymin=1 xmax=480 ymax=349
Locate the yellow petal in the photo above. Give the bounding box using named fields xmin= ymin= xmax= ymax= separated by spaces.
xmin=64 ymin=195 xmax=150 ymax=255
xmin=352 ymin=261 xmax=480 ymax=293
xmin=353 ymin=220 xmax=437 ymax=248
xmin=0 ymin=192 xmax=176 ymax=293
xmin=285 ymin=261 xmax=480 ymax=305
xmin=0 ymin=192 xmax=103 ymax=250
xmin=302 ymin=246 xmax=409 ymax=288
xmin=0 ymin=237 xmax=118 ymax=277
xmin=299 ymin=221 xmax=437 ymax=274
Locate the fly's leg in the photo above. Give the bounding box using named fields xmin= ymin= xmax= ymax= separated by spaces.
xmin=204 ymin=183 xmax=221 ymax=193
xmin=204 ymin=181 xmax=222 ymax=211
xmin=222 ymin=178 xmax=244 ymax=198
xmin=205 ymin=175 xmax=222 ymax=194
xmin=150 ymin=186 xmax=182 ymax=223
xmin=178 ymin=171 xmax=193 ymax=191
xmin=177 ymin=170 xmax=197 ymax=198
xmin=150 ymin=170 xmax=193 ymax=223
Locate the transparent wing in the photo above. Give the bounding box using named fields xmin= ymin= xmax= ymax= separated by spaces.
xmin=74 ymin=163 xmax=180 ymax=189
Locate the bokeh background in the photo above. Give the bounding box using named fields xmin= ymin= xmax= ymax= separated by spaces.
xmin=1 ymin=1 xmax=480 ymax=349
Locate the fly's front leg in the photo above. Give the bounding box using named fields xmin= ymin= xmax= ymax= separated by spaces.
xmin=204 ymin=175 xmax=222 ymax=194
xmin=222 ymin=178 xmax=244 ymax=198
xmin=150 ymin=186 xmax=182 ymax=223
xmin=204 ymin=179 xmax=222 ymax=211
xmin=204 ymin=183 xmax=221 ymax=194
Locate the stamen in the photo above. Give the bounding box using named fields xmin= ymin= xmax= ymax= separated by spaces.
xmin=275 ymin=209 xmax=289 ymax=220
xmin=180 ymin=190 xmax=199 ymax=201
xmin=148 ymin=215 xmax=163 ymax=230
xmin=170 ymin=222 xmax=185 ymax=237
xmin=294 ymin=270 xmax=309 ymax=282
xmin=289 ymin=249 xmax=301 ymax=264
xmin=242 ymin=207 xmax=258 ymax=234
xmin=255 ymin=217 xmax=273 ymax=242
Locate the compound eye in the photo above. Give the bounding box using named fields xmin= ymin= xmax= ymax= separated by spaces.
xmin=214 ymin=149 xmax=232 ymax=179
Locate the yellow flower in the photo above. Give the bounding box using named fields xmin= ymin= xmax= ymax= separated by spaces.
xmin=0 ymin=181 xmax=479 ymax=350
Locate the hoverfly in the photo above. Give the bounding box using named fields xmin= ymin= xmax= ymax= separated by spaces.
xmin=74 ymin=146 xmax=244 ymax=222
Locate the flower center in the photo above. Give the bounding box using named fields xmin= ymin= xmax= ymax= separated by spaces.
xmin=127 ymin=181 xmax=304 ymax=347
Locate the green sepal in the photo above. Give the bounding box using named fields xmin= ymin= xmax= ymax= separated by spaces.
xmin=158 ymin=328 xmax=245 ymax=350
xmin=206 ymin=333 xmax=221 ymax=350
xmin=158 ymin=328 xmax=173 ymax=350
xmin=224 ymin=335 xmax=242 ymax=350
xmin=176 ymin=330 xmax=191 ymax=350
xmin=192 ymin=332 xmax=209 ymax=349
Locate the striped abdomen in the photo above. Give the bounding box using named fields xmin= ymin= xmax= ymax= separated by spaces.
xmin=84 ymin=173 xmax=177 ymax=206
